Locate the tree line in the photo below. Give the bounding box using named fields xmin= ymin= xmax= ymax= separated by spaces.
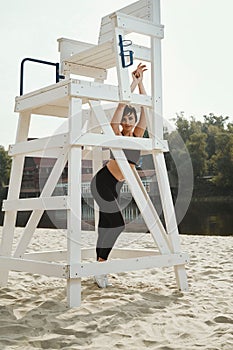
xmin=165 ymin=113 xmax=233 ymax=196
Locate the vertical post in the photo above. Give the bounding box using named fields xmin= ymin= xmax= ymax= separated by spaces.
xmin=0 ymin=111 xmax=31 ymax=286
xmin=151 ymin=0 xmax=188 ymax=291
xmin=92 ymin=147 xmax=102 ymax=234
xmin=67 ymin=97 xmax=83 ymax=307
xmin=111 ymin=15 xmax=131 ymax=103
xmin=151 ymin=0 xmax=163 ymax=140
xmin=154 ymin=152 xmax=189 ymax=291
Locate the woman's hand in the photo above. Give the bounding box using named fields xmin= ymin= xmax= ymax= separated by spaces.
xmin=132 ymin=63 xmax=147 ymax=82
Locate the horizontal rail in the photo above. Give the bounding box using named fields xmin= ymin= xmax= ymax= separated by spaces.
xmin=70 ymin=252 xmax=189 ymax=278
xmin=2 ymin=196 xmax=68 ymax=211
xmin=8 ymin=133 xmax=68 ymax=156
xmin=0 ymin=256 xmax=68 ymax=278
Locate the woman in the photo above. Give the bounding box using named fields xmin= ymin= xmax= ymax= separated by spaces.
xmin=90 ymin=63 xmax=147 ymax=288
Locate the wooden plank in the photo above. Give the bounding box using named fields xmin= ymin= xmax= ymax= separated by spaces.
xmin=110 ymin=248 xmax=159 ymax=259
xmin=70 ymin=252 xmax=190 ymax=278
xmin=63 ymin=62 xmax=107 ymax=79
xmin=8 ymin=133 xmax=68 ymax=156
xmin=0 ymin=256 xmax=68 ymax=279
xmin=66 ymin=42 xmax=150 ymax=72
xmin=147 ymin=0 xmax=163 ymax=140
xmin=32 ymin=104 xmax=69 ymax=117
xmin=67 ymin=41 xmax=113 ymax=63
xmin=67 ymin=97 xmax=82 ymax=307
xmin=25 ymin=250 xmax=67 ymax=261
xmin=112 ymin=25 xmax=131 ymax=102
xmin=76 ymin=133 xmax=154 ymax=150
xmin=153 ymin=152 xmax=189 ymax=291
xmin=3 ymin=196 xmax=68 ymax=211
xmin=15 ymin=83 xmax=69 ymax=113
xmin=101 ymin=0 xmax=151 ymax=26
xmin=114 ymin=12 xmax=164 ymax=38
xmin=99 ymin=0 xmax=152 ymax=43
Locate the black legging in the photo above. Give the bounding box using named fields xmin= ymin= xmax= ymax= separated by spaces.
xmin=90 ymin=166 xmax=125 ymax=260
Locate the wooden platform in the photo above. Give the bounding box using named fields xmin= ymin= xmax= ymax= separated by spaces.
xmin=15 ymin=79 xmax=153 ymax=117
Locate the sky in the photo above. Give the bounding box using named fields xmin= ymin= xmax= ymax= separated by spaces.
xmin=0 ymin=0 xmax=233 ymax=149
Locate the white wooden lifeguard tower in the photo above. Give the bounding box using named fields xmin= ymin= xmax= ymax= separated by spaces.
xmin=0 ymin=0 xmax=189 ymax=307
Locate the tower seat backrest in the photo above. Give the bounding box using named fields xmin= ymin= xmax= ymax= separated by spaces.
xmin=98 ymin=0 xmax=153 ymax=44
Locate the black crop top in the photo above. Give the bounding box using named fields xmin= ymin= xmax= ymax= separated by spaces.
xmin=109 ymin=133 xmax=141 ymax=165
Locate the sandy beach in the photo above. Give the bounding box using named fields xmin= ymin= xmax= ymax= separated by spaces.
xmin=0 ymin=227 xmax=232 ymax=350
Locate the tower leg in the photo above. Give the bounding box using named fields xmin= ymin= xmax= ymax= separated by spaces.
xmin=67 ymin=97 xmax=82 ymax=307
xmin=154 ymin=152 xmax=189 ymax=291
xmin=0 ymin=112 xmax=31 ymax=286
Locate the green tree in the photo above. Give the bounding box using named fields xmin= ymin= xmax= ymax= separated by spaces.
xmin=211 ymin=132 xmax=233 ymax=189
xmin=0 ymin=146 xmax=11 ymax=188
xmin=186 ymin=133 xmax=208 ymax=178
xmin=174 ymin=112 xmax=191 ymax=143
xmin=203 ymin=113 xmax=229 ymax=129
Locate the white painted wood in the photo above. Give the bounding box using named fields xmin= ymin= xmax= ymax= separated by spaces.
xmin=98 ymin=0 xmax=152 ymax=44
xmin=24 ymin=248 xmax=159 ymax=261
xmin=89 ymin=100 xmax=116 ymax=136
xmin=112 ymin=24 xmax=131 ymax=102
xmin=13 ymin=146 xmax=69 ymax=258
xmin=8 ymin=133 xmax=68 ymax=156
xmin=32 ymin=105 xmax=69 ymax=118
xmin=0 ymin=256 xmax=68 ymax=278
xmin=151 ymin=0 xmax=163 ymax=140
xmin=77 ymin=133 xmax=154 ymax=150
xmin=114 ymin=12 xmax=164 ymax=38
xmin=153 ymin=152 xmax=189 ymax=291
xmin=70 ymin=252 xmax=189 ymax=278
xmin=62 ymin=41 xmax=151 ymax=71
xmin=25 ymin=250 xmax=67 ymax=261
xmin=110 ymin=248 xmax=159 ymax=259
xmin=67 ymin=97 xmax=82 ymax=307
xmin=15 ymin=83 xmax=69 ymax=113
xmin=15 ymin=79 xmax=152 ymax=114
xmin=3 ymin=196 xmax=68 ymax=211
xmin=63 ymin=62 xmax=107 ymax=80
xmin=0 ymin=111 xmax=31 ymax=286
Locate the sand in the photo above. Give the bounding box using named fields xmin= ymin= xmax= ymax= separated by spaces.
xmin=0 ymin=227 xmax=232 ymax=350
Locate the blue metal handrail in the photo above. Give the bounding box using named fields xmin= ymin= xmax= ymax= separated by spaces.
xmin=20 ymin=58 xmax=64 ymax=95
xmin=118 ymin=35 xmax=134 ymax=68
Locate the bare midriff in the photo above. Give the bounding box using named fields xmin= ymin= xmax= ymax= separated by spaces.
xmin=106 ymin=159 xmax=135 ymax=182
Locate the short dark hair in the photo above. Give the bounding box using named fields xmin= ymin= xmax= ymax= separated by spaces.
xmin=122 ymin=105 xmax=137 ymax=122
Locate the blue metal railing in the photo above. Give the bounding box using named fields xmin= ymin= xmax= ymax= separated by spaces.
xmin=20 ymin=58 xmax=65 ymax=95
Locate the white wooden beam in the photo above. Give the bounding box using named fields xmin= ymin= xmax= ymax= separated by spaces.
xmin=154 ymin=152 xmax=189 ymax=291
xmin=112 ymin=25 xmax=131 ymax=102
xmin=3 ymin=196 xmax=68 ymax=211
xmin=63 ymin=62 xmax=107 ymax=80
xmin=113 ymin=12 xmax=164 ymax=38
xmin=8 ymin=133 xmax=68 ymax=156
xmin=78 ymin=133 xmax=151 ymax=149
xmin=0 ymin=256 xmax=68 ymax=279
xmin=15 ymin=82 xmax=69 ymax=113
xmin=70 ymin=252 xmax=189 ymax=278
xmin=25 ymin=250 xmax=67 ymax=261
xmin=15 ymin=80 xmax=152 ymax=113
xmin=67 ymin=97 xmax=82 ymax=307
